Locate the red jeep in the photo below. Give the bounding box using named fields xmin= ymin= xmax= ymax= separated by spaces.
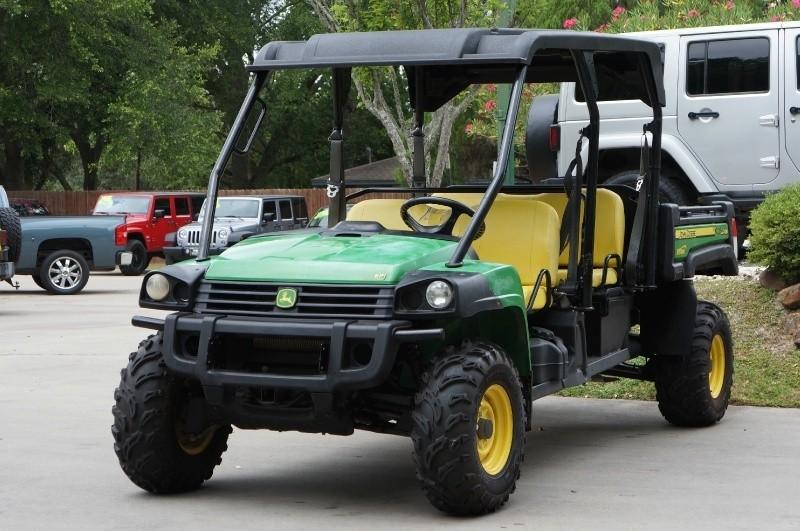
xmin=92 ymin=192 xmax=204 ymax=275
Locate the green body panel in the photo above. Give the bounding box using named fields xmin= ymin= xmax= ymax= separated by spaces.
xmin=673 ymin=223 xmax=729 ymax=261
xmin=420 ymin=260 xmax=526 ymax=313
xmin=204 ymin=232 xmax=457 ymax=284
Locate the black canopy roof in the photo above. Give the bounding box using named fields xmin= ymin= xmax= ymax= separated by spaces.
xmin=248 ymin=28 xmax=665 ymax=110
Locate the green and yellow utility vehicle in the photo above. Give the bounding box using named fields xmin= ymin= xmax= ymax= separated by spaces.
xmin=112 ymin=29 xmax=738 ymax=515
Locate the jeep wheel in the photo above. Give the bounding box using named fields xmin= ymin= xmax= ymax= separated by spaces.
xmin=0 ymin=206 xmax=22 ymax=262
xmin=38 ymin=250 xmax=90 ymax=294
xmin=655 ymin=301 xmax=733 ymax=427
xmin=112 ymin=333 xmax=231 ymax=493
xmin=412 ymin=341 xmax=526 ymax=515
xmin=120 ymin=240 xmax=149 ymax=276
xmin=606 ymin=170 xmax=692 ymax=206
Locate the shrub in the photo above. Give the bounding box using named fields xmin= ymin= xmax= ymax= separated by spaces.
xmin=748 ymin=185 xmax=800 ymax=283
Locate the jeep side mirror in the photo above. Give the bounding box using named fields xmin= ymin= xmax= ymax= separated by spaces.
xmin=262 ymin=212 xmax=275 ymax=224
xmin=153 ymin=209 xmax=166 ymax=219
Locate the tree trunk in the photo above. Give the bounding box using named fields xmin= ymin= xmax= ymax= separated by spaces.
xmin=2 ymin=139 xmax=26 ymax=190
xmin=71 ymin=131 xmax=105 ymax=191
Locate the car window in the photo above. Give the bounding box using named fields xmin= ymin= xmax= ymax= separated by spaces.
xmin=293 ymin=198 xmax=308 ymax=219
xmin=174 ymin=197 xmax=190 ymax=216
xmin=686 ymin=37 xmax=769 ymax=96
xmin=279 ymin=200 xmax=292 ymax=220
xmin=190 ymin=195 xmax=204 ymax=215
xmin=154 ymin=198 xmax=171 ymax=216
xmin=263 ymin=200 xmax=277 ymax=218
xmin=796 ymin=36 xmax=799 ymax=90
xmin=575 ymin=44 xmax=665 ymax=102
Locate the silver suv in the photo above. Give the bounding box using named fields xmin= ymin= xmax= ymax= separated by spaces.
xmin=531 ymin=21 xmax=800 ymax=246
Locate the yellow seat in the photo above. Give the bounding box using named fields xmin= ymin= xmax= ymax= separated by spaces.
xmin=347 ymin=199 xmax=447 ymax=231
xmin=527 ymin=189 xmax=625 ymax=286
xmin=454 ymin=198 xmax=560 ymax=309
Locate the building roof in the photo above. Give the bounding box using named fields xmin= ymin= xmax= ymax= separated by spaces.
xmin=312 ymin=157 xmax=402 ymax=188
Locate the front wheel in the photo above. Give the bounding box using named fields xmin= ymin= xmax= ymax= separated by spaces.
xmin=38 ymin=250 xmax=90 ymax=294
xmin=412 ymin=341 xmax=526 ymax=515
xmin=112 ymin=333 xmax=231 ymax=493
xmin=120 ymin=240 xmax=149 ymax=276
xmin=655 ymin=301 xmax=734 ymax=426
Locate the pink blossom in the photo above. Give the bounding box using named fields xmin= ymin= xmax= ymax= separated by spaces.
xmin=594 ymin=23 xmax=610 ymax=33
xmin=611 ymin=6 xmax=626 ymax=20
xmin=771 ymin=14 xmax=786 ymax=21
xmin=687 ymin=9 xmax=700 ymax=18
xmin=793 ymin=0 xmax=800 ymax=9
xmin=485 ymin=83 xmax=497 ymax=93
xmin=724 ymin=1 xmax=734 ymax=10
xmin=562 ymin=18 xmax=578 ymax=30
xmin=464 ymin=122 xmax=473 ymax=134
xmin=484 ymin=100 xmax=497 ymax=112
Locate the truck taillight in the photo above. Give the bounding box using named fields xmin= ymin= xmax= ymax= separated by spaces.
xmin=548 ymin=124 xmax=560 ymax=152
xmin=0 ymin=229 xmax=6 ymax=246
xmin=730 ymin=218 xmax=738 ymax=257
xmin=115 ymin=224 xmax=128 ymax=246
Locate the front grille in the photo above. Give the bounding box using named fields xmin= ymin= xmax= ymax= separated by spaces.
xmin=186 ymin=228 xmax=220 ymax=245
xmin=194 ymin=281 xmax=395 ymax=319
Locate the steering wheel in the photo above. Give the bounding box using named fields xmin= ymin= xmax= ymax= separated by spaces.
xmin=400 ymin=196 xmax=485 ymax=237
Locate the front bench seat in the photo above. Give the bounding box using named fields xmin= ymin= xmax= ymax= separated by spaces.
xmin=452 ymin=197 xmax=560 ymax=310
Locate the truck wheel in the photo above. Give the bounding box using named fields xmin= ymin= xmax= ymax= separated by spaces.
xmin=655 ymin=302 xmax=733 ymax=427
xmin=112 ymin=333 xmax=231 ymax=493
xmin=38 ymin=250 xmax=90 ymax=294
xmin=606 ymin=170 xmax=692 ymax=206
xmin=120 ymin=240 xmax=149 ymax=276
xmin=0 ymin=206 xmax=22 ymax=262
xmin=412 ymin=341 xmax=526 ymax=515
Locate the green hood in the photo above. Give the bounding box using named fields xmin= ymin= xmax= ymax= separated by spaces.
xmin=204 ymin=231 xmax=457 ymax=284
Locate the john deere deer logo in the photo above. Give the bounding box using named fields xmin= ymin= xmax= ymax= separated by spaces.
xmin=275 ymin=288 xmax=297 ymax=309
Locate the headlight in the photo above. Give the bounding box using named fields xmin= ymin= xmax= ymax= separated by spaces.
xmin=425 ymin=280 xmax=453 ymax=309
xmin=145 ymin=273 xmax=171 ymax=301
xmin=178 ymin=228 xmax=188 ymax=239
xmin=217 ymin=228 xmax=229 ymax=238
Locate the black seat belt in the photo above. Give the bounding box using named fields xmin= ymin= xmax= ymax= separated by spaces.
xmin=560 ymin=133 xmax=585 ymax=254
xmin=625 ymin=134 xmax=649 ymax=287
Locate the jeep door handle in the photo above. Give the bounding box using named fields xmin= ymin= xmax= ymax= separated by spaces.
xmin=790 ymin=106 xmax=800 ymax=116
xmin=688 ymin=111 xmax=719 ymax=120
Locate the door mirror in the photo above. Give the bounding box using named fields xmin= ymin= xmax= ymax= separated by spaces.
xmin=153 ymin=209 xmax=167 ymax=219
xmin=262 ymin=212 xmax=275 ymax=224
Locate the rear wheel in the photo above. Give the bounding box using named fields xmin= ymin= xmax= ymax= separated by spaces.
xmin=38 ymin=250 xmax=90 ymax=294
xmin=655 ymin=301 xmax=733 ymax=426
xmin=412 ymin=341 xmax=526 ymax=515
xmin=606 ymin=170 xmax=692 ymax=206
xmin=112 ymin=333 xmax=231 ymax=493
xmin=120 ymin=240 xmax=149 ymax=276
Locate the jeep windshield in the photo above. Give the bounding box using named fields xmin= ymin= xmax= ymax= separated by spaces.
xmin=197 ymin=198 xmax=259 ymax=222
xmin=93 ymin=195 xmax=150 ymax=215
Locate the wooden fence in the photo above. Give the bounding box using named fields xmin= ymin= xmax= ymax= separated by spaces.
xmin=6 ymin=188 xmax=407 ymax=216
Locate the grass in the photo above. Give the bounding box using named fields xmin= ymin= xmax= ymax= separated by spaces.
xmin=559 ymin=276 xmax=800 ymax=407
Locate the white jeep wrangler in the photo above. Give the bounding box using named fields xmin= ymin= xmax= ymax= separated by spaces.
xmin=529 ymin=21 xmax=800 ymax=247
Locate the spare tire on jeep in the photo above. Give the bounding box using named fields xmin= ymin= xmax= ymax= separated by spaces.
xmin=0 ymin=207 xmax=22 ymax=263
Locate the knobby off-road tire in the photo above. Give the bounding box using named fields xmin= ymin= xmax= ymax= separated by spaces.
xmin=112 ymin=333 xmax=231 ymax=493
xmin=655 ymin=301 xmax=733 ymax=427
xmin=606 ymin=170 xmax=692 ymax=206
xmin=120 ymin=240 xmax=149 ymax=276
xmin=412 ymin=341 xmax=526 ymax=515
xmin=0 ymin=206 xmax=22 ymax=262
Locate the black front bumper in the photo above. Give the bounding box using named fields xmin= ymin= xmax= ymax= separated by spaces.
xmin=163 ymin=246 xmax=223 ymax=265
xmin=133 ymin=313 xmax=443 ymax=394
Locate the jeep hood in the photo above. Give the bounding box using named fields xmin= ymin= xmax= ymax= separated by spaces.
xmin=203 ymin=231 xmax=457 ymax=284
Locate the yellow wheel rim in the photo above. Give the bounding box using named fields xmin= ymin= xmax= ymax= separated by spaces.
xmin=476 ymin=384 xmax=514 ymax=476
xmin=176 ymin=424 xmax=216 ymax=456
xmin=709 ymin=334 xmax=726 ymax=399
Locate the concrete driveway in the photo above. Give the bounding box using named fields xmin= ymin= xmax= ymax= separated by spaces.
xmin=1 ymin=273 xmax=798 ymax=530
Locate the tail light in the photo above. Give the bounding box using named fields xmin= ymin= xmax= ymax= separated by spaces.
xmin=548 ymin=124 xmax=561 ymax=152
xmin=0 ymin=229 xmax=6 ymax=246
xmin=729 ymin=219 xmax=738 ymax=257
xmin=115 ymin=224 xmax=128 ymax=246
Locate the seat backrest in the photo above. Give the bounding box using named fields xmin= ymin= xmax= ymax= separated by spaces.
xmin=454 ymin=197 xmax=559 ymax=287
xmin=346 ymin=198 xmax=450 ymax=231
xmin=529 ymin=189 xmax=624 ymax=267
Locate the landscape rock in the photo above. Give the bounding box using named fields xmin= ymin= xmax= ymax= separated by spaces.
xmin=785 ymin=313 xmax=800 ymax=349
xmin=777 ymin=283 xmax=800 ymax=311
xmin=759 ymin=269 xmax=787 ymax=291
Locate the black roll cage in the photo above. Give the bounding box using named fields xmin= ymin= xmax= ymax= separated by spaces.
xmin=196 ymin=29 xmax=665 ymax=306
